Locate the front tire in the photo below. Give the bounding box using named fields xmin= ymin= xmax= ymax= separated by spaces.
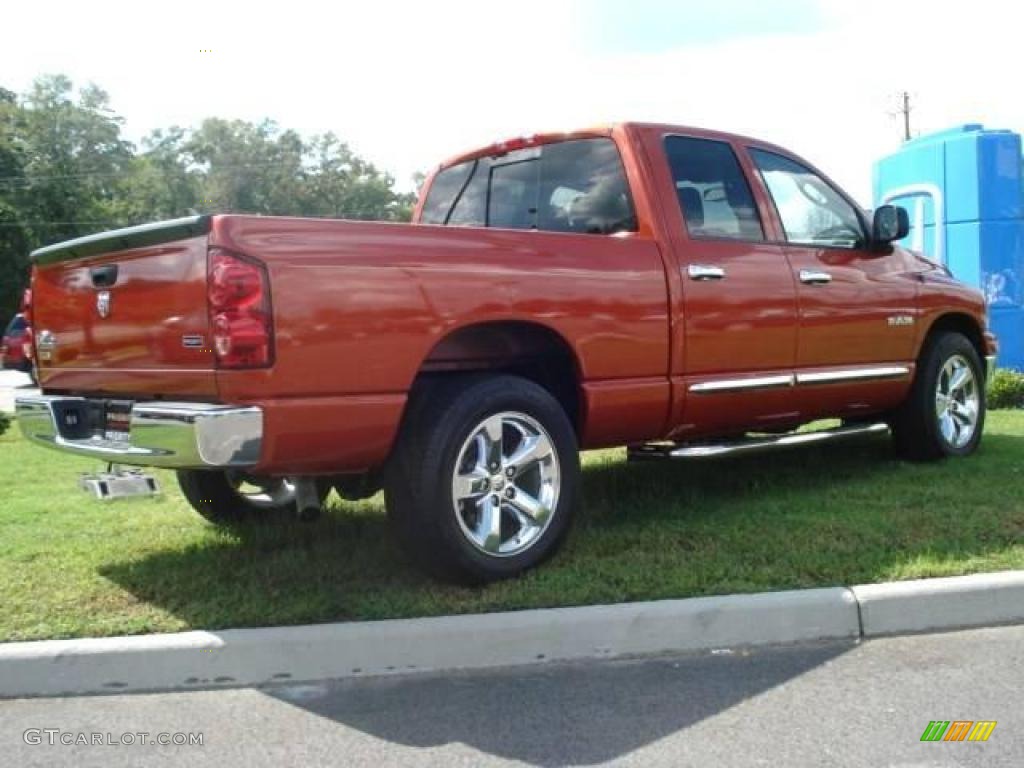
xmin=385 ymin=375 xmax=580 ymax=584
xmin=891 ymin=331 xmax=986 ymax=460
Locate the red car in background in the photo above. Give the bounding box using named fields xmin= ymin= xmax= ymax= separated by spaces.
xmin=1 ymin=313 xmax=32 ymax=373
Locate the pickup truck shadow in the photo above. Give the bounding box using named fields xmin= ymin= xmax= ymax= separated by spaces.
xmin=100 ymin=431 xmax=1022 ymax=634
xmin=257 ymin=638 xmax=854 ymax=766
xmin=97 ymin=430 xmax=1021 ymax=762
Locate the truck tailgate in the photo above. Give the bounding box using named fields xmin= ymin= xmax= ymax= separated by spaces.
xmin=31 ymin=217 xmax=217 ymax=397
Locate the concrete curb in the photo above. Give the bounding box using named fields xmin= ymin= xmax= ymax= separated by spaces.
xmin=1 ymin=571 xmax=1021 ymax=699
xmin=852 ymin=571 xmax=1024 ymax=636
xmin=0 ymin=587 xmax=858 ymax=698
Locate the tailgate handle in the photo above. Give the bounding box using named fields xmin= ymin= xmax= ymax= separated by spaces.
xmin=90 ymin=265 xmax=119 ymax=288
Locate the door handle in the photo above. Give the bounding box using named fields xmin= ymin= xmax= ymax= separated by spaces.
xmin=90 ymin=264 xmax=119 ymax=288
xmin=688 ymin=264 xmax=726 ymax=281
xmin=799 ymin=269 xmax=832 ymax=285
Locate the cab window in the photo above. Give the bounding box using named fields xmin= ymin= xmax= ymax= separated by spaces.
xmin=420 ymin=138 xmax=636 ymax=235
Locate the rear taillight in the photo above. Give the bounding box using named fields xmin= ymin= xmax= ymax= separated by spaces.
xmin=207 ymin=248 xmax=273 ymax=369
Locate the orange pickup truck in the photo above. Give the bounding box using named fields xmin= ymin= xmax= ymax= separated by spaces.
xmin=16 ymin=123 xmax=997 ymax=582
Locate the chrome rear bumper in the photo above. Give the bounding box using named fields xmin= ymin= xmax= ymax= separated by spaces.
xmin=15 ymin=395 xmax=262 ymax=469
xmin=986 ymin=354 xmax=997 ymax=385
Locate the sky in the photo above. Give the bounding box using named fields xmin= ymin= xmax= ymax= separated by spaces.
xmin=1 ymin=0 xmax=1018 ymax=204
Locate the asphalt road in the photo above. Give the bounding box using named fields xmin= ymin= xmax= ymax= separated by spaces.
xmin=1 ymin=624 xmax=1020 ymax=767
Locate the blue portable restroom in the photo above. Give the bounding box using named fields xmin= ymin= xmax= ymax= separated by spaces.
xmin=873 ymin=124 xmax=1024 ymax=371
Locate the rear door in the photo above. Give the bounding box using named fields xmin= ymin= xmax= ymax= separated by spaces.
xmin=656 ymin=134 xmax=800 ymax=438
xmin=747 ymin=148 xmax=917 ymax=416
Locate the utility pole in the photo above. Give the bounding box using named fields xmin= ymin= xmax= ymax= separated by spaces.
xmin=898 ymin=91 xmax=912 ymax=142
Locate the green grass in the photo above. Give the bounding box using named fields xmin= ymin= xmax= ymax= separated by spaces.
xmin=2 ymin=412 xmax=1023 ymax=642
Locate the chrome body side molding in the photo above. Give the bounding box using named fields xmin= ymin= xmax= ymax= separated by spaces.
xmin=795 ymin=365 xmax=911 ymax=385
xmin=689 ymin=374 xmax=794 ymax=394
xmin=689 ymin=364 xmax=912 ymax=394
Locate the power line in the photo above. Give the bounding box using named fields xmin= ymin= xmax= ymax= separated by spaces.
xmin=0 ymin=221 xmax=145 ymax=228
xmin=0 ymin=212 xmax=409 ymax=229
xmin=0 ymin=159 xmax=390 ymax=188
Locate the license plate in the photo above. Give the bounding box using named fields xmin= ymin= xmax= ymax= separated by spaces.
xmin=103 ymin=400 xmax=133 ymax=441
xmin=52 ymin=399 xmax=135 ymax=441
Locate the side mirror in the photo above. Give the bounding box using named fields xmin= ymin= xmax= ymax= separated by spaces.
xmin=872 ymin=204 xmax=910 ymax=244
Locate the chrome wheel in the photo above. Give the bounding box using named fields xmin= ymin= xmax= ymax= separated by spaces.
xmin=225 ymin=471 xmax=296 ymax=509
xmin=935 ymin=354 xmax=980 ymax=449
xmin=451 ymin=411 xmax=560 ymax=557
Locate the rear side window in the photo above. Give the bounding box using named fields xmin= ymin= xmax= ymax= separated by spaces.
xmin=418 ymin=163 xmax=473 ymax=225
xmin=5 ymin=315 xmax=26 ymax=334
xmin=448 ymin=162 xmax=488 ymax=226
xmin=489 ymin=158 xmax=538 ymax=230
xmin=420 ymin=138 xmax=636 ymax=235
xmin=664 ymin=136 xmax=764 ymax=241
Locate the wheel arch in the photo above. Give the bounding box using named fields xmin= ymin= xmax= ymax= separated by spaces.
xmin=410 ymin=320 xmax=585 ymax=436
xmin=919 ymin=312 xmax=987 ymax=372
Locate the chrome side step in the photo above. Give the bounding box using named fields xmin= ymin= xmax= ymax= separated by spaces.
xmin=627 ymin=422 xmax=889 ymax=461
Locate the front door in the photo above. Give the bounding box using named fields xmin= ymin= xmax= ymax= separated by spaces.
xmin=748 ymin=148 xmax=918 ymax=418
xmin=659 ymin=135 xmax=800 ymax=438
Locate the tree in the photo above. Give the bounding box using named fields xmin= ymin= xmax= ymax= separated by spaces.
xmin=0 ymin=75 xmax=420 ymax=320
xmin=0 ymin=76 xmax=135 ymax=318
xmin=180 ymin=120 xmax=415 ymax=221
xmin=113 ymin=127 xmax=200 ymax=223
xmin=17 ymin=76 xmax=135 ymax=242
xmin=0 ymin=85 xmax=30 ymax=319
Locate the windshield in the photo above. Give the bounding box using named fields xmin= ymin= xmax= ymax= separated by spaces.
xmin=5 ymin=315 xmax=26 ymax=335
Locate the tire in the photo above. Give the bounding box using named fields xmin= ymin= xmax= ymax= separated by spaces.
xmin=890 ymin=331 xmax=986 ymax=461
xmin=333 ymin=471 xmax=382 ymax=501
xmin=177 ymin=470 xmax=328 ymax=525
xmin=385 ymin=375 xmax=580 ymax=584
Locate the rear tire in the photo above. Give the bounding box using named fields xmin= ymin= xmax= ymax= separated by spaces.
xmin=177 ymin=470 xmax=327 ymax=525
xmin=385 ymin=375 xmax=580 ymax=584
xmin=890 ymin=331 xmax=986 ymax=460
